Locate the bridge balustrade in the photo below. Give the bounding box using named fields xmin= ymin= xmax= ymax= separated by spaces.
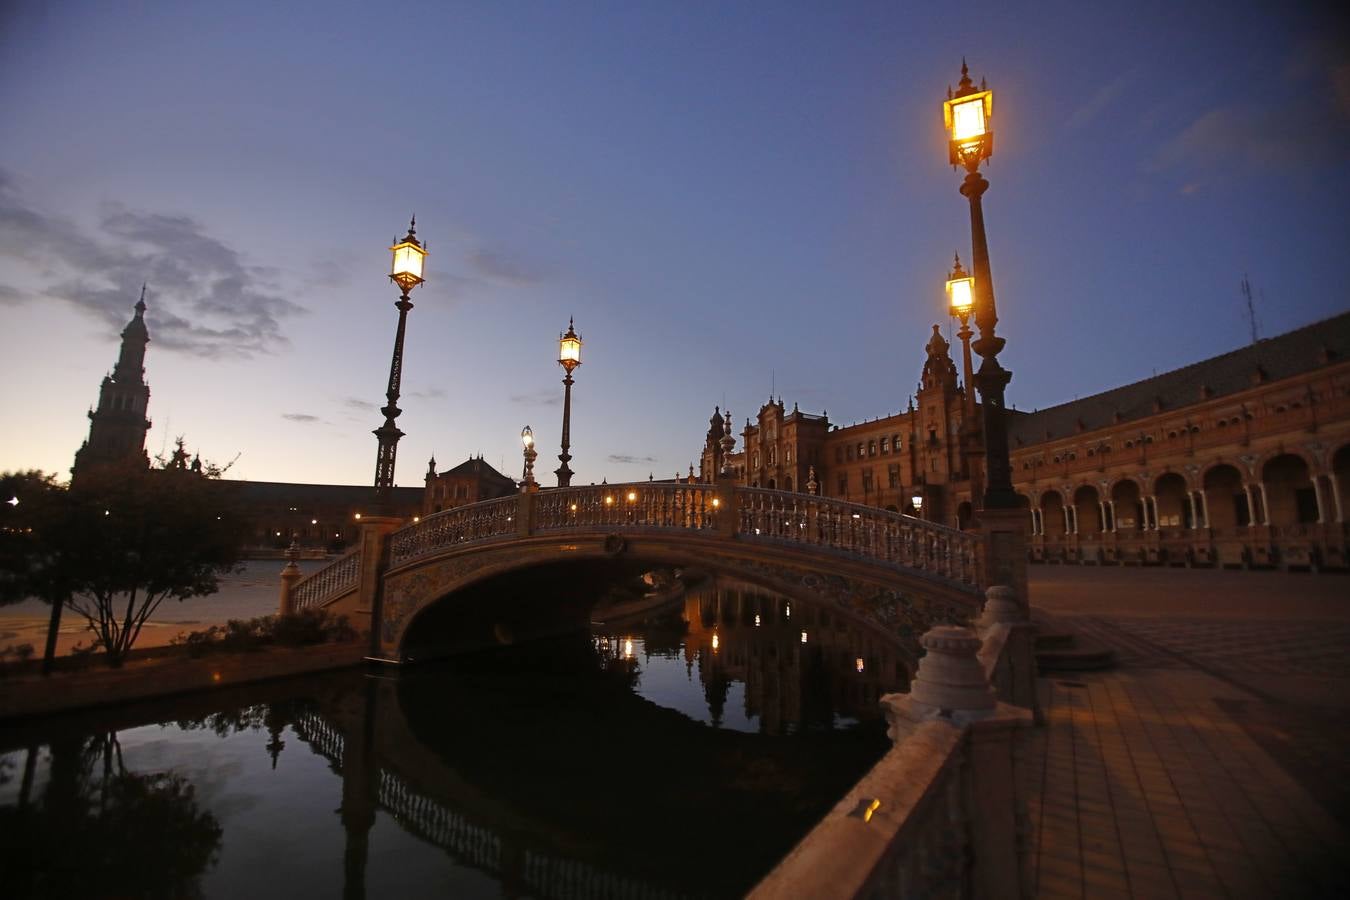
xmin=291 ymin=549 xmax=362 ymax=612
xmin=736 ymin=488 xmax=979 ymax=586
xmin=390 ymin=496 xmax=520 ymax=568
xmin=534 ymin=483 xmax=719 ymax=532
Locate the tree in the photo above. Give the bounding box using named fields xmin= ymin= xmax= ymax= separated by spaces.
xmin=0 ymin=470 xmax=72 ymax=671
xmin=0 ymin=466 xmax=249 ymax=667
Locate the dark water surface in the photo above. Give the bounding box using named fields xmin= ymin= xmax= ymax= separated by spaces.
xmin=0 ymin=583 xmax=906 ymax=899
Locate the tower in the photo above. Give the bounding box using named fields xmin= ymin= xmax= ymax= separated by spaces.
xmin=72 ymin=289 xmax=152 ymax=477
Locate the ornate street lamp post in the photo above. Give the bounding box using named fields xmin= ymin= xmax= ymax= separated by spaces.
xmin=555 ymin=318 xmax=582 ymax=486
xmin=946 ymin=252 xmax=977 ymax=421
xmin=521 ymin=425 xmax=538 ymax=491
xmin=944 ymin=61 xmax=1016 ymax=509
xmin=372 ymin=218 xmax=427 ymax=511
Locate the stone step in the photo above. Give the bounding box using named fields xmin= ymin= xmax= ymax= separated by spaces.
xmin=1034 ymin=632 xmax=1078 ymax=651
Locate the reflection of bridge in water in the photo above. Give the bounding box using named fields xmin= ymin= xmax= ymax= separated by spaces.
xmin=289 ymin=483 xmax=996 ymax=663
xmin=291 ymin=703 xmax=698 ymax=900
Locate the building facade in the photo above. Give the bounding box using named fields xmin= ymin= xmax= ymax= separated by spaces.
xmin=698 ymin=313 xmax=1350 ymax=570
xmin=422 ymin=455 xmax=518 ymax=517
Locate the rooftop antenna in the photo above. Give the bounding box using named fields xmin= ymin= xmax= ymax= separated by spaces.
xmin=1240 ymin=273 xmax=1260 ymax=345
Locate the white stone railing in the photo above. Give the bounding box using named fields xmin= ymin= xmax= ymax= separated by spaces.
xmin=290 ymin=550 xmax=361 ymax=612
xmin=736 ymin=488 xmax=979 ymax=586
xmin=381 ymin=483 xmax=981 ymax=595
xmin=749 ymin=609 xmax=1034 ymax=900
xmin=388 ymin=496 xmax=519 ymax=568
xmin=533 ymin=483 xmax=719 ymax=533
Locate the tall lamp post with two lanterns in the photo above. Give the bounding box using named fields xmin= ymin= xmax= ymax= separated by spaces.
xmin=521 ymin=425 xmax=538 ymax=492
xmin=555 ymin=319 xmax=582 ymax=487
xmin=372 ymin=218 xmax=427 ymax=512
xmin=944 ymin=61 xmax=1016 ymax=510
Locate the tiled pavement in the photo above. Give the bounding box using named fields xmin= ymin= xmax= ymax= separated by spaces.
xmin=1027 ymin=638 xmax=1350 ymax=898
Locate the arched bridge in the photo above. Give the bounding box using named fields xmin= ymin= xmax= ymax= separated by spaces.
xmin=288 ymin=483 xmax=1004 ymax=662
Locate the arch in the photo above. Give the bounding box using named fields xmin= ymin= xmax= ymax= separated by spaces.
xmin=1202 ymin=463 xmax=1248 ymax=530
xmin=377 ymin=531 xmax=980 ymax=664
xmin=1040 ymin=490 xmax=1066 ymax=539
xmin=784 ymin=476 xmax=794 ymax=492
xmin=1154 ymin=472 xmax=1191 ymax=529
xmin=957 ymin=500 xmax=974 ymax=531
xmin=1111 ymin=478 xmax=1144 ymax=531
xmin=1072 ymin=484 xmax=1103 ymax=536
xmin=1255 ymin=446 xmax=1317 ymax=478
xmin=1261 ymin=453 xmax=1316 ymax=526
xmin=767 ymin=478 xmax=776 ymax=490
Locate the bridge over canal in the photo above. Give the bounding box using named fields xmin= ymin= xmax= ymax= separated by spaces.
xmin=285 ymin=482 xmax=1027 ymax=663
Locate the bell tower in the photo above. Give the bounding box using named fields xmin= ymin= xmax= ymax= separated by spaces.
xmin=72 ymin=287 xmax=153 ymax=477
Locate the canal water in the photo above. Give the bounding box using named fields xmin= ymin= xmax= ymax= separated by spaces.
xmin=0 ymin=577 xmax=908 ymax=899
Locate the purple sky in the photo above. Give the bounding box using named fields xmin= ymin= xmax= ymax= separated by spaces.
xmin=2 ymin=2 xmax=1347 ymax=487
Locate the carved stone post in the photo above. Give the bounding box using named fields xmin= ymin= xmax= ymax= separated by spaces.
xmin=979 ymin=507 xmax=1028 ymax=617
xmin=977 ymin=585 xmax=1039 ymax=721
xmin=279 ymin=540 xmax=302 ymax=617
xmin=356 ymin=514 xmax=402 ymax=662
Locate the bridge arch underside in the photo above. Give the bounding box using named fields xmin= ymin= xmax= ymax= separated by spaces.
xmin=383 ymin=533 xmax=980 ymax=664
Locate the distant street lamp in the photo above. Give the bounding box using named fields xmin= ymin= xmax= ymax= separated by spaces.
xmin=372 ymin=217 xmax=427 ymax=511
xmin=946 ymin=252 xmax=976 ymax=421
xmin=911 ymin=492 xmax=925 ymax=518
xmin=521 ymin=425 xmax=538 ymax=491
xmin=555 ymin=318 xmax=582 ymax=486
xmin=944 ymin=61 xmax=1016 ymax=509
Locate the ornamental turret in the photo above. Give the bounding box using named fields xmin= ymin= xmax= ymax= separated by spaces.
xmin=72 ymin=290 xmax=153 ymax=478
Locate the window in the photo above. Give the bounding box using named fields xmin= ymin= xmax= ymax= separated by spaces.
xmin=893 ymin=434 xmax=902 ymax=452
xmin=835 ymin=447 xmax=844 ymax=464
xmin=881 ymin=436 xmax=890 ymax=454
xmin=837 ymin=473 xmax=849 ymax=496
xmin=857 ymin=442 xmax=865 ymax=458
xmin=862 ymin=469 xmax=874 ymax=492
xmin=846 ymin=446 xmax=854 ymax=461
xmin=888 ymin=464 xmax=900 ymax=488
xmin=868 ymin=440 xmax=876 ymax=457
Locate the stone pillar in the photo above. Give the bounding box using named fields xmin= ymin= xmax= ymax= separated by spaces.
xmin=1258 ymin=482 xmax=1271 ymax=526
xmin=279 ymin=540 xmax=302 ymax=617
xmin=1198 ymin=489 xmax=1211 ymax=528
xmin=355 ymin=515 xmax=402 ymax=661
xmin=1331 ymin=473 xmax=1345 ymax=523
xmin=1243 ymin=484 xmax=1256 ymax=527
xmin=977 ymin=586 xmax=1038 ymax=718
xmin=1061 ymin=505 xmax=1070 ymax=534
xmin=882 ymin=626 xmax=1033 ymax=900
xmin=979 ymin=508 xmax=1029 ymax=618
xmin=1312 ymin=476 xmax=1327 ymax=525
xmin=715 ymin=480 xmax=740 ymax=541
xmin=1107 ymin=500 xmax=1117 ymax=532
xmin=1185 ymin=492 xmax=1197 ymax=531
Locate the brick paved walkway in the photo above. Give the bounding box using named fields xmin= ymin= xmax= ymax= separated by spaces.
xmin=1025 ymin=565 xmax=1350 ymax=897
xmin=1028 ymin=670 xmax=1349 ymax=899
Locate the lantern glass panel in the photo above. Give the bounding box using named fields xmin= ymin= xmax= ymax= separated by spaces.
xmin=391 ymin=242 xmax=426 ymax=282
xmin=947 ymin=276 xmax=975 ymax=316
xmin=951 ymin=96 xmax=986 ymax=142
xmin=559 ymin=335 xmax=582 ymax=365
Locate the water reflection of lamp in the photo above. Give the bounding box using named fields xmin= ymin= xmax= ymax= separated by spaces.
xmin=801 ymin=631 xmax=808 ymax=643
xmin=624 ymin=638 xmax=634 ymax=658
xmin=856 ymin=657 xmax=866 ymax=673
xmin=785 ymin=603 xmax=791 ymax=618
xmin=754 ymin=614 xmax=761 ymax=627
xmin=712 ymin=633 xmax=720 ymax=651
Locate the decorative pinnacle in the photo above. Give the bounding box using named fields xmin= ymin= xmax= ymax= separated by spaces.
xmin=950 ymin=251 xmax=967 ymax=279
xmin=135 ymin=282 xmax=147 ymax=314
xmin=956 ymin=58 xmax=975 ymax=96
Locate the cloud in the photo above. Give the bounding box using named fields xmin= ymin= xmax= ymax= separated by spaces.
xmin=410 ymin=386 xmax=447 ymax=400
xmin=509 ymin=388 xmax=561 ymax=407
xmin=608 ymin=454 xmax=658 ymax=465
xmin=343 ymin=397 xmax=377 ymax=411
xmin=1064 ymin=68 xmax=1138 ymax=133
xmin=468 ymin=248 xmax=543 ymax=285
xmin=0 ymin=171 xmax=304 ymax=358
xmin=281 ymin=412 xmax=323 ymax=423
xmin=1150 ymin=44 xmax=1350 ymax=175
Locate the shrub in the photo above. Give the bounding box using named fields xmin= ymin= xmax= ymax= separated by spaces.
xmin=172 ymin=609 xmax=355 ymax=657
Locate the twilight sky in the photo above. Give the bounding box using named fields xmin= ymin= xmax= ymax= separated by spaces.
xmin=2 ymin=2 xmax=1348 ymax=487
